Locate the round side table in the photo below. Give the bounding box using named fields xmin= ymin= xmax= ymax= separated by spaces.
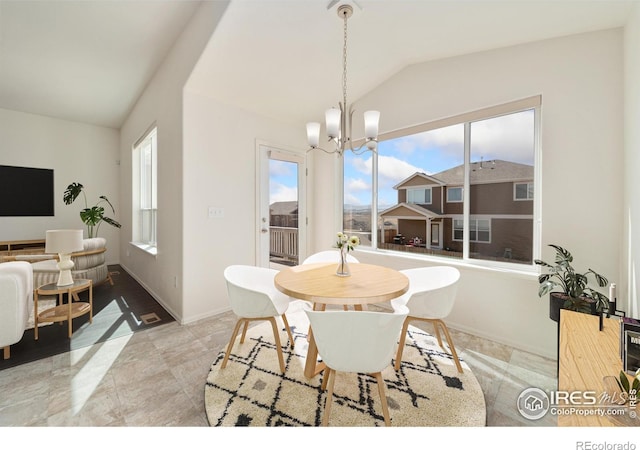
xmin=34 ymin=279 xmax=93 ymax=339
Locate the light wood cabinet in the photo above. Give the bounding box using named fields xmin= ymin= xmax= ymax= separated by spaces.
xmin=0 ymin=239 xmax=46 ymax=259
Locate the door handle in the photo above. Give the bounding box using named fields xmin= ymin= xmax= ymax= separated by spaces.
xmin=261 ymin=228 xmax=268 ymax=234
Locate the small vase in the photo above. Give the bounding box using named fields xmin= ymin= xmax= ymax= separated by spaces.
xmin=336 ymin=246 xmax=350 ymax=277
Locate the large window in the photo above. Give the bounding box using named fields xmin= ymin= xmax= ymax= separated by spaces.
xmin=133 ymin=126 xmax=157 ymax=252
xmin=344 ymin=96 xmax=539 ymax=267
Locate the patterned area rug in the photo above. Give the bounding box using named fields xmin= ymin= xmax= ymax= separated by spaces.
xmin=204 ymin=301 xmax=486 ymax=427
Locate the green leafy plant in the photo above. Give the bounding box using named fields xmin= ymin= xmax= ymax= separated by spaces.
xmin=63 ymin=182 xmax=121 ymax=238
xmin=534 ymin=244 xmax=609 ymax=313
xmin=618 ymin=369 xmax=640 ymax=399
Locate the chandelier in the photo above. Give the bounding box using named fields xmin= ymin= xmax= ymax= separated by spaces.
xmin=306 ymin=3 xmax=380 ymax=155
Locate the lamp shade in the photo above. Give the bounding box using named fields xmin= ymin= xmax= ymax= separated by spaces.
xmin=364 ymin=110 xmax=380 ymax=140
xmin=45 ymin=229 xmax=84 ymax=254
xmin=306 ymin=122 xmax=321 ymax=148
xmin=325 ymin=108 xmax=341 ymax=139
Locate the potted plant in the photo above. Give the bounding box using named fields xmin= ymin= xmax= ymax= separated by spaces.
xmin=63 ymin=182 xmax=121 ymax=238
xmin=534 ymin=244 xmax=609 ymax=322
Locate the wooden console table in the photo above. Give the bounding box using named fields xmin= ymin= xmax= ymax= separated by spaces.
xmin=0 ymin=238 xmax=46 ymax=259
xmin=558 ymin=309 xmax=624 ymax=426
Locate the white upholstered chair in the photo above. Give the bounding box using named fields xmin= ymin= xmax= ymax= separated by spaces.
xmin=222 ymin=265 xmax=295 ymax=373
xmin=305 ymin=304 xmax=408 ymax=426
xmin=302 ymin=250 xmax=359 ymax=265
xmin=0 ymin=261 xmax=33 ymax=359
xmin=391 ymin=266 xmax=463 ymax=373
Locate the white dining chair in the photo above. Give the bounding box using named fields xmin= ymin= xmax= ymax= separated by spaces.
xmin=304 ymin=304 xmax=409 ymax=426
xmin=302 ymin=250 xmax=359 ymax=265
xmin=390 ymin=266 xmax=463 ymax=373
xmin=222 ymin=265 xmax=294 ymax=373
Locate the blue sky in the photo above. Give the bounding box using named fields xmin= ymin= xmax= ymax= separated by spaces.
xmin=270 ymin=109 xmax=534 ymax=208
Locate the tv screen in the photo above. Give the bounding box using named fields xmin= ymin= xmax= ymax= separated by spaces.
xmin=0 ymin=165 xmax=54 ymax=216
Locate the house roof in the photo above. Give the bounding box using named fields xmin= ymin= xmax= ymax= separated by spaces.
xmin=433 ymin=159 xmax=534 ymax=185
xmin=270 ymin=201 xmax=298 ymax=215
xmin=380 ymin=202 xmax=441 ymax=219
xmin=392 ymin=172 xmax=445 ymax=190
xmin=393 ymin=159 xmax=534 ymax=189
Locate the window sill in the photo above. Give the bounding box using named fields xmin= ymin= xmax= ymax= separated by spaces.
xmin=353 ymin=246 xmax=539 ymax=281
xmin=130 ymin=242 xmax=157 ymax=257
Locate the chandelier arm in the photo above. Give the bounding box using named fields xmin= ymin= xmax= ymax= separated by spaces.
xmin=305 ymin=145 xmax=341 ymax=155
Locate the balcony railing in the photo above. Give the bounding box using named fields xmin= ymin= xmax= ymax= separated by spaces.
xmin=270 ymin=226 xmax=298 ymax=265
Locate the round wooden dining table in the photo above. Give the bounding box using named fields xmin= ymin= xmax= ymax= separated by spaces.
xmin=274 ymin=262 xmax=409 ymax=378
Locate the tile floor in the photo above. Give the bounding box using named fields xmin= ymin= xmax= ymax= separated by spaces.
xmin=0 ymin=301 xmax=558 ymax=427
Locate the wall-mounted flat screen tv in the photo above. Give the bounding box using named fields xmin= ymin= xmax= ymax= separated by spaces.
xmin=0 ymin=165 xmax=54 ymax=216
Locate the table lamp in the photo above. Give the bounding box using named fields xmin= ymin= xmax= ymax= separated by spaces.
xmin=45 ymin=229 xmax=84 ymax=286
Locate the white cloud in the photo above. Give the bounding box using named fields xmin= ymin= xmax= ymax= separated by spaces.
xmin=344 ymin=192 xmax=363 ymax=205
xmin=392 ymin=124 xmax=464 ymax=158
xmin=269 ymin=160 xmax=294 ymax=177
xmin=269 ymin=182 xmax=297 ymax=203
xmin=352 ymin=155 xmax=425 ymax=186
xmin=469 ymin=111 xmax=534 ymax=164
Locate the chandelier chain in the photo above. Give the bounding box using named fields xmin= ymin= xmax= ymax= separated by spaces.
xmin=342 ymin=9 xmax=348 ymax=113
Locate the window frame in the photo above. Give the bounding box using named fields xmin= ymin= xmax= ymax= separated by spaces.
xmin=452 ymin=217 xmax=491 ymax=243
xmin=514 ymin=182 xmax=534 ymax=201
xmin=131 ymin=125 xmax=158 ymax=256
xmin=446 ymin=186 xmax=463 ymax=203
xmin=345 ymin=95 xmax=541 ymax=272
xmin=407 ymin=186 xmax=432 ymax=205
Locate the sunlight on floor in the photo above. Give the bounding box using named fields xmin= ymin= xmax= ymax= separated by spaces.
xmin=70 ymin=333 xmax=132 ymax=415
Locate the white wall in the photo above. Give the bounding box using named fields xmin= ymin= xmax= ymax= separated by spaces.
xmin=118 ymin=1 xmax=229 ymax=321
xmin=315 ymin=29 xmax=624 ymax=358
xmin=0 ymin=108 xmax=121 ymax=263
xmin=181 ymin=93 xmax=304 ymax=322
xmin=624 ymin=4 xmax=640 ymax=319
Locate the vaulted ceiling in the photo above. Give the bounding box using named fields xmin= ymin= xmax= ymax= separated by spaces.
xmin=0 ymin=0 xmax=635 ymax=130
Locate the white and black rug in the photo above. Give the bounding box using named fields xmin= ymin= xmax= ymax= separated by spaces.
xmin=205 ymin=300 xmax=486 ymax=427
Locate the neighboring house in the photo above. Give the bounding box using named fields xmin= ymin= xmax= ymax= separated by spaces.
xmin=270 ymin=201 xmax=298 ymax=228
xmin=380 ymin=159 xmax=534 ymax=263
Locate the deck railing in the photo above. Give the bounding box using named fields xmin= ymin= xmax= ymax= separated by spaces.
xmin=270 ymin=227 xmax=298 ymax=264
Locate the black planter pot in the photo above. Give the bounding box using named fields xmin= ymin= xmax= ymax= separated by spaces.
xmin=549 ymin=293 xmax=598 ymax=323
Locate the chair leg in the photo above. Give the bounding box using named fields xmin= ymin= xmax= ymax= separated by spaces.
xmin=394 ymin=318 xmax=411 ymax=371
xmin=435 ymin=319 xmax=463 ymax=373
xmin=281 ymin=314 xmax=295 ymax=349
xmin=268 ymin=317 xmax=286 ymax=373
xmin=2 ymin=346 xmax=9 ymax=360
xmin=321 ymin=367 xmax=329 ymax=391
xmin=322 ymin=368 xmax=336 ymax=426
xmin=308 ymin=303 xmax=326 ymax=342
xmin=431 ymin=320 xmax=444 ymax=348
xmin=221 ymin=319 xmax=244 ymax=369
xmin=240 ymin=320 xmax=250 ymax=343
xmin=374 ymin=372 xmax=391 ymax=426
